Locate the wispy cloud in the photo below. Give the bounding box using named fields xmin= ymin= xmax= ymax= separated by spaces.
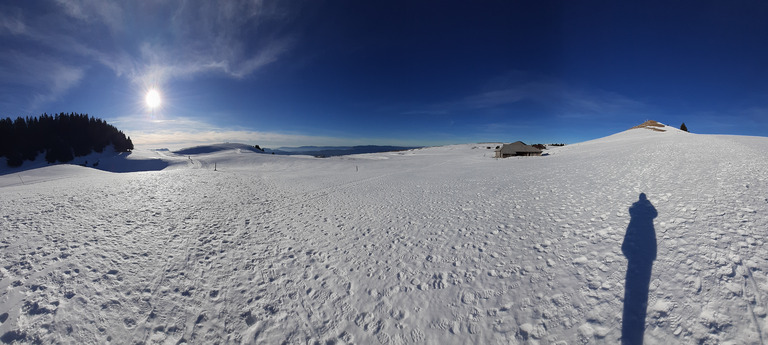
xmin=112 ymin=116 xmax=421 ymax=149
xmin=0 ymin=1 xmax=294 ymax=109
xmin=404 ymin=75 xmax=646 ymax=118
xmin=0 ymin=51 xmax=84 ymax=111
xmin=129 ymin=129 xmax=359 ymax=150
xmin=741 ymin=106 xmax=768 ymax=121
xmin=684 ymin=106 xmax=768 ymax=134
xmin=132 ymin=0 xmax=294 ymax=86
xmin=558 ymin=87 xmax=645 ymax=117
xmin=53 ymin=0 xmax=123 ymax=33
xmin=0 ymin=10 xmax=26 ymax=34
xmin=461 ymin=81 xmax=551 ymax=109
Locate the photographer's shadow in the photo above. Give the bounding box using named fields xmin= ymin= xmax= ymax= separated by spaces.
xmin=621 ymin=193 xmax=657 ymax=345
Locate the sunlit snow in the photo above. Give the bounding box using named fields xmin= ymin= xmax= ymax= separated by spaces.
xmin=1 ymin=123 xmax=767 ymax=344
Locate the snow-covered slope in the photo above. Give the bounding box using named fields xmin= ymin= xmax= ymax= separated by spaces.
xmin=173 ymin=143 xmax=265 ymax=155
xmin=1 ymin=124 xmax=767 ymax=344
xmin=0 ymin=146 xmax=169 ymax=182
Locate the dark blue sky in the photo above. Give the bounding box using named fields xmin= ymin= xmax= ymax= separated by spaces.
xmin=1 ymin=1 xmax=767 ymax=148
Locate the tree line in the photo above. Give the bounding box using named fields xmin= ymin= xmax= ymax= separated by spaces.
xmin=0 ymin=113 xmax=133 ymax=167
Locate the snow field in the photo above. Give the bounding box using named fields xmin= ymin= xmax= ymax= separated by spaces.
xmin=1 ymin=125 xmax=768 ymax=344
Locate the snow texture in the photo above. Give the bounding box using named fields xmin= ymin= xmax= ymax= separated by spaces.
xmin=1 ymin=123 xmax=768 ymax=344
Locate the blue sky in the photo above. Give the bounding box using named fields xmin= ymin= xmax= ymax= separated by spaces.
xmin=1 ymin=1 xmax=767 ymax=149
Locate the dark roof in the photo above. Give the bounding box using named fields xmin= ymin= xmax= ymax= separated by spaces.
xmin=495 ymin=141 xmax=542 ymax=154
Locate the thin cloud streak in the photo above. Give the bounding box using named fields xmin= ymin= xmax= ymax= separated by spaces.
xmin=113 ymin=116 xmax=429 ymax=150
xmin=405 ymin=78 xmax=647 ymax=118
xmin=53 ymin=0 xmax=123 ymax=33
xmin=0 ymin=1 xmax=294 ymax=109
xmin=0 ymin=51 xmax=84 ymax=111
xmin=130 ymin=129 xmax=362 ymax=150
xmin=463 ymin=81 xmax=646 ymax=114
xmin=136 ymin=0 xmax=295 ymax=85
xmin=462 ymin=81 xmax=551 ymax=109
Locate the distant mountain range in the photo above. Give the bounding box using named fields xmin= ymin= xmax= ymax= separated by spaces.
xmin=173 ymin=143 xmax=264 ymax=155
xmin=169 ymin=143 xmax=420 ymax=157
xmin=264 ymin=145 xmax=420 ymax=157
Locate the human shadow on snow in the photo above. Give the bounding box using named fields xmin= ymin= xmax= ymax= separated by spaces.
xmin=621 ymin=193 xmax=657 ymax=345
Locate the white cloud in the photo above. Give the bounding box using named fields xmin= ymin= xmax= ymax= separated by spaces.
xmin=0 ymin=11 xmax=26 ymax=35
xmin=111 ymin=115 xmax=420 ymax=150
xmin=0 ymin=51 xmax=84 ymax=110
xmin=31 ymin=64 xmax=85 ymax=108
xmin=0 ymin=1 xmax=294 ymax=108
xmin=134 ymin=36 xmax=291 ymax=86
xmin=53 ymin=0 xmax=123 ymax=32
xmin=129 ymin=129 xmax=359 ymax=150
xmin=131 ymin=0 xmax=294 ymax=85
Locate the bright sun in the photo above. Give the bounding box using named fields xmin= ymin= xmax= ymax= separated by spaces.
xmin=146 ymin=89 xmax=161 ymax=109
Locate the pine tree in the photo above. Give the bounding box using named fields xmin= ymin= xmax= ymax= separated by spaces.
xmin=0 ymin=113 xmax=134 ymax=167
xmin=680 ymin=123 xmax=688 ymax=132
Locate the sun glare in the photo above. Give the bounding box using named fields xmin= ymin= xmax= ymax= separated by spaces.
xmin=146 ymin=89 xmax=161 ymax=109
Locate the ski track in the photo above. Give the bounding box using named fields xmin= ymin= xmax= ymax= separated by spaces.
xmin=1 ymin=129 xmax=768 ymax=344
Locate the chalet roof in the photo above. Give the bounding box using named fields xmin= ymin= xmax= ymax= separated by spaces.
xmin=495 ymin=141 xmax=542 ymax=154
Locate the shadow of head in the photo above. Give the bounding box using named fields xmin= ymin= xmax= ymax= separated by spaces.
xmin=621 ymin=193 xmax=658 ymax=344
xmin=622 ymin=193 xmax=658 ymax=262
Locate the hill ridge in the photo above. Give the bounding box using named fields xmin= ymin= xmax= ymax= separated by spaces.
xmin=630 ymin=120 xmax=667 ymax=132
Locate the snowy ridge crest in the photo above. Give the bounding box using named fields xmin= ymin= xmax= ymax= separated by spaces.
xmin=631 ymin=120 xmax=668 ymax=132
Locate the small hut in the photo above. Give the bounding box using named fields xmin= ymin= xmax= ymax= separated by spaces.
xmin=494 ymin=141 xmax=542 ymax=158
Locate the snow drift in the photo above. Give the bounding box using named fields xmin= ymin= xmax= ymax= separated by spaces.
xmin=1 ymin=122 xmax=767 ymax=344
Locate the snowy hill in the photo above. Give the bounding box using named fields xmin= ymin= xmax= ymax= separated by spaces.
xmin=266 ymin=145 xmax=420 ymax=157
xmin=173 ymin=143 xmax=265 ymax=155
xmin=1 ymin=122 xmax=767 ymax=344
xmin=0 ymin=146 xmax=169 ymax=186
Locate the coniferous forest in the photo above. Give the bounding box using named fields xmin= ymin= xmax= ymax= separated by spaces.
xmin=0 ymin=113 xmax=133 ymax=167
